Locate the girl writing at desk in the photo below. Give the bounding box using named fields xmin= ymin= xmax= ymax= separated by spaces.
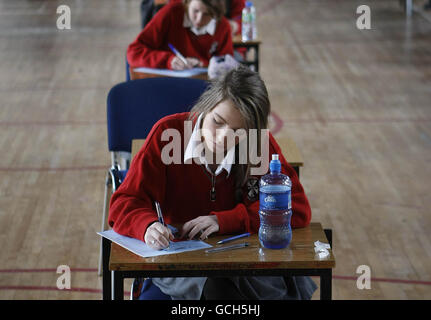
xmin=127 ymin=0 xmax=234 ymax=70
xmin=109 ymin=66 xmax=317 ymax=300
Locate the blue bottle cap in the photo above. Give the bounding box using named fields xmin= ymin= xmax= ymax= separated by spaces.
xmin=270 ymin=154 xmax=281 ymax=173
xmin=246 ymin=1 xmax=253 ymax=8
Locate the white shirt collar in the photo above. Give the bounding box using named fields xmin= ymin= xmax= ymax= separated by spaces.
xmin=184 ymin=113 xmax=235 ymax=176
xmin=183 ymin=13 xmax=216 ymax=36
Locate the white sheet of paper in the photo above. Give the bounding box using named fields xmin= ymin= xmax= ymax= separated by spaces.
xmin=98 ymin=229 xmax=212 ymax=258
xmin=133 ymin=67 xmax=208 ymax=78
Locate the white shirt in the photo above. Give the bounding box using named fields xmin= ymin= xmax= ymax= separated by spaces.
xmin=183 ymin=13 xmax=216 ymax=36
xmin=184 ymin=113 xmax=235 ymax=176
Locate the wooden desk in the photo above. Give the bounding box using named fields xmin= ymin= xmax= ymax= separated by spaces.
xmin=129 ymin=35 xmax=261 ymax=80
xmin=132 ymin=135 xmax=304 ymax=177
xmin=233 ymin=35 xmax=261 ymax=72
xmin=102 ymin=222 xmax=335 ymax=300
xmin=130 ymin=68 xmax=208 ymax=81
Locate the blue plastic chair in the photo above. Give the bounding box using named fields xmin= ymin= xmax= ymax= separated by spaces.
xmin=126 ymin=55 xmax=131 ymax=81
xmin=99 ymin=77 xmax=208 ymax=278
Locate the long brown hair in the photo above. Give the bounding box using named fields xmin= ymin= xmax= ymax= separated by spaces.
xmin=189 ymin=65 xmax=271 ymax=193
xmin=182 ymin=0 xmax=226 ymax=20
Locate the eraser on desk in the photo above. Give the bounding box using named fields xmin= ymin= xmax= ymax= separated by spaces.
xmin=318 ymin=250 xmax=329 ymax=259
xmin=314 ymin=240 xmax=331 ymax=249
xmin=314 ymin=240 xmax=330 ymax=259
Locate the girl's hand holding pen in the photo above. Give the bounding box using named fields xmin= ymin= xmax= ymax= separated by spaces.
xmin=144 ymin=222 xmax=174 ymax=250
xmin=170 ymin=56 xmax=203 ymax=70
xmin=180 ymin=215 xmax=219 ymax=241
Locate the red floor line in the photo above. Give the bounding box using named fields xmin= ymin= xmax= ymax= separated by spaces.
xmin=332 ymin=275 xmax=431 ymax=286
xmin=286 ymin=117 xmax=431 ymax=124
xmin=0 ymin=268 xmax=98 ymax=273
xmin=1 ymin=268 xmax=430 ymax=287
xmin=1 ymin=268 xmax=431 ymax=286
xmin=0 ymin=120 xmax=106 ymax=127
xmin=1 ymin=117 xmax=429 ymax=128
xmin=0 ymin=165 xmax=106 ymax=172
xmin=0 ymin=285 xmax=130 ymax=296
xmin=1 ymin=274 xmax=431 ymax=296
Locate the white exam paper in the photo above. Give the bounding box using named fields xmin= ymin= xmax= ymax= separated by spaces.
xmin=133 ymin=67 xmax=208 ymax=78
xmin=98 ymin=229 xmax=212 ymax=258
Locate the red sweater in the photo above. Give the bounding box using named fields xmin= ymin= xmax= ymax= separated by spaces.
xmin=127 ymin=2 xmax=234 ymax=69
xmin=109 ymin=112 xmax=312 ymax=242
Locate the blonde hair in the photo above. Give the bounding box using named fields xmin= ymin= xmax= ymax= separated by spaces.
xmin=189 ymin=66 xmax=270 ymax=194
xmin=182 ymin=0 xmax=226 ymax=20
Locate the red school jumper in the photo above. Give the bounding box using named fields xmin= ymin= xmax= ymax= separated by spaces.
xmin=127 ymin=1 xmax=234 ymax=69
xmin=109 ymin=112 xmax=312 ymax=242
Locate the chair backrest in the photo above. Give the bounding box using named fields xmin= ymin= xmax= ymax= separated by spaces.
xmin=107 ymin=77 xmax=208 ymax=155
xmin=125 ymin=55 xmax=131 ymax=81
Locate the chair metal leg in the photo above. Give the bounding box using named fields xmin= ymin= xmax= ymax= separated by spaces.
xmin=98 ymin=171 xmax=112 ymax=276
xmin=112 ymin=270 xmax=124 ymax=300
xmin=406 ymin=0 xmax=413 ymax=17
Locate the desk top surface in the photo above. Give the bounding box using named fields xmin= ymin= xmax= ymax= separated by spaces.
xmin=233 ymin=34 xmax=261 ymax=45
xmin=109 ymin=222 xmax=335 ymax=271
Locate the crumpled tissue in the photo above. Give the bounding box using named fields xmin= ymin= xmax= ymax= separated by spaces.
xmin=314 ymin=240 xmax=331 ymax=259
xmin=208 ymin=54 xmax=240 ymax=79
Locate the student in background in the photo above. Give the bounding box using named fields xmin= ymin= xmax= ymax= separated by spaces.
xmin=128 ymin=0 xmax=234 ymax=70
xmin=172 ymin=0 xmax=245 ymax=36
xmin=140 ymin=1 xmax=245 ymax=36
xmin=108 ymin=66 xmax=317 ymax=300
xmin=223 ymin=0 xmax=245 ymax=36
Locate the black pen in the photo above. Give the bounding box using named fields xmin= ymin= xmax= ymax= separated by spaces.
xmin=154 ymin=201 xmax=165 ymax=226
xmin=154 ymin=201 xmax=171 ymax=249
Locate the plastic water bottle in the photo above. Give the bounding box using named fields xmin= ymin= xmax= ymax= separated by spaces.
xmin=242 ymin=1 xmax=256 ymax=41
xmin=258 ymin=154 xmax=292 ymax=249
xmin=250 ymin=2 xmax=258 ymax=40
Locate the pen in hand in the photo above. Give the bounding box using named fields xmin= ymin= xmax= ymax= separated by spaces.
xmin=168 ymin=43 xmax=191 ymax=68
xmin=155 ymin=201 xmax=165 ymax=226
xmin=154 ymin=201 xmax=174 ymax=249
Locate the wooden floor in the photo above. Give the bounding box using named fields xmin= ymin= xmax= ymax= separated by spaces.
xmin=0 ymin=0 xmax=430 ymax=299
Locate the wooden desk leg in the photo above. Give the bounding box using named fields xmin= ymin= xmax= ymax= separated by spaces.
xmin=293 ymin=166 xmax=300 ymax=178
xmin=324 ymin=229 xmax=332 ymax=247
xmin=102 ymin=237 xmax=111 ymax=301
xmin=255 ymin=44 xmax=259 ymax=72
xmin=112 ymin=271 xmax=124 ymax=300
xmin=320 ymin=269 xmax=332 ymax=300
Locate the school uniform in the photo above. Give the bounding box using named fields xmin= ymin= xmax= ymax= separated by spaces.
xmin=109 ymin=112 xmax=316 ymax=299
xmin=127 ymin=1 xmax=234 ymax=69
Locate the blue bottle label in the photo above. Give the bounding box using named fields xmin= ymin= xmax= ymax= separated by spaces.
xmin=259 ymin=186 xmax=291 ymax=210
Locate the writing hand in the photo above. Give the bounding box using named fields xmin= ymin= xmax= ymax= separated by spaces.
xmin=170 ymin=56 xmax=188 ymax=70
xmin=185 ymin=57 xmax=203 ymax=68
xmin=144 ymin=222 xmax=174 ymax=250
xmin=180 ymin=215 xmax=219 ymax=240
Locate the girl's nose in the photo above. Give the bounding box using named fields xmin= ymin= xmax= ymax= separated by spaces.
xmin=195 ymin=12 xmax=203 ymax=25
